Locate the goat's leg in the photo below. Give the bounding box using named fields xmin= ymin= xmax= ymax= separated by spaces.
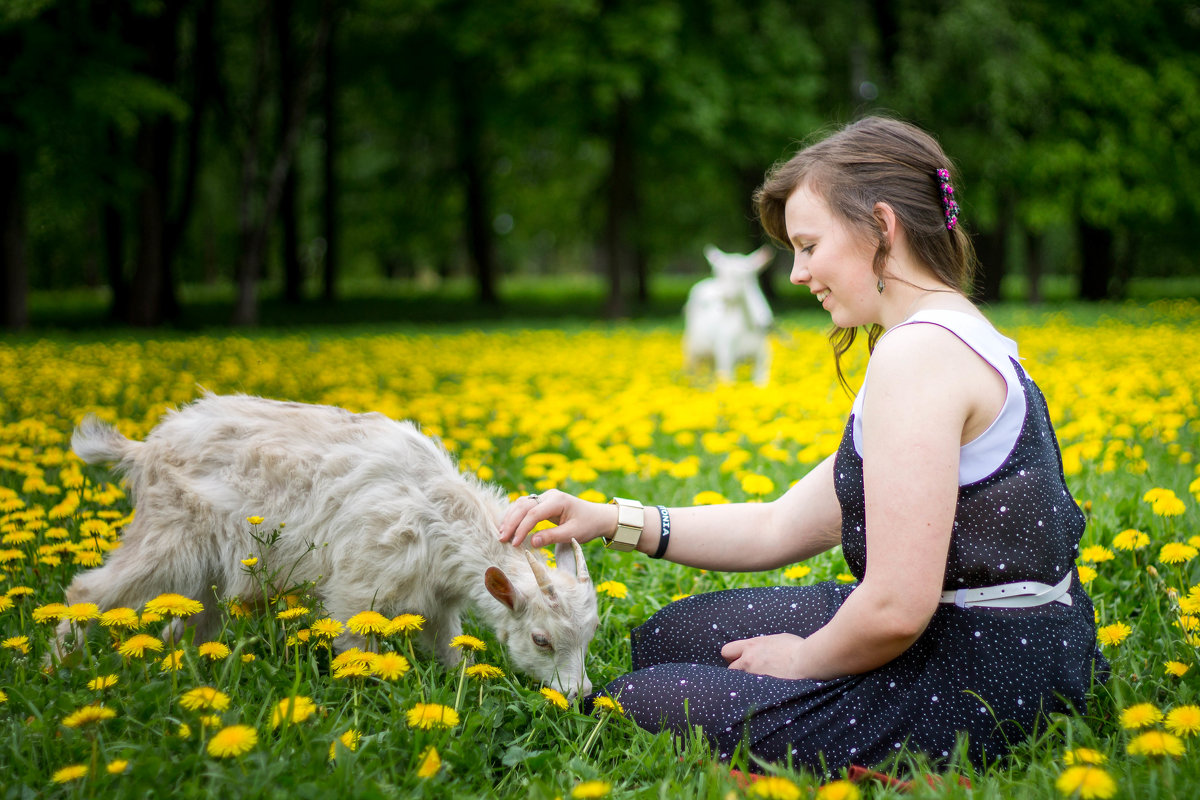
xmin=420 ymin=608 xmax=464 ymax=668
xmin=753 ymin=337 xmax=772 ymax=386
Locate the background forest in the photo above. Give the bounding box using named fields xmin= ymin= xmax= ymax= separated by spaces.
xmin=2 ymin=0 xmax=1200 ymax=330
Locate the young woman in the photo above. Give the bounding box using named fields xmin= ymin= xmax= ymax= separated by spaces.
xmin=498 ymin=116 xmax=1107 ymax=771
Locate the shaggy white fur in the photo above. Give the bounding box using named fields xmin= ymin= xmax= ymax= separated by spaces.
xmin=64 ymin=394 xmax=598 ymax=696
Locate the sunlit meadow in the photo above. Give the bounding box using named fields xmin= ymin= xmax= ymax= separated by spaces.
xmin=2 ymin=300 xmax=1200 ymax=798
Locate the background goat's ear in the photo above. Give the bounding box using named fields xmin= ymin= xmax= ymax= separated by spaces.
xmin=751 ymin=244 xmax=775 ymax=271
xmin=485 ymin=566 xmax=522 ymax=611
xmin=703 ymin=244 xmax=724 ymax=268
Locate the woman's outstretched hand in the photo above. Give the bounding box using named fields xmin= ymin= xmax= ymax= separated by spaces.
xmin=497 ymin=488 xmax=616 ymax=549
xmin=721 ymin=633 xmax=810 ymax=680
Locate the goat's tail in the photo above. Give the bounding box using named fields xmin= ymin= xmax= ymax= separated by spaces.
xmin=71 ymin=415 xmax=138 ymax=464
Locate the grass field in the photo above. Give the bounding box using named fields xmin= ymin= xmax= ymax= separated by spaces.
xmin=2 ymin=298 xmax=1200 ymax=798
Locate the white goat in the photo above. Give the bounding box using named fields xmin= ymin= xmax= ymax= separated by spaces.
xmin=683 ymin=243 xmax=776 ymax=386
xmin=63 ymin=394 xmax=598 ymax=696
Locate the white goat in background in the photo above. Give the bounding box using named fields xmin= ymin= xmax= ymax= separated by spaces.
xmin=683 ymin=243 xmax=776 ymax=386
xmin=64 ymin=394 xmax=598 ymax=696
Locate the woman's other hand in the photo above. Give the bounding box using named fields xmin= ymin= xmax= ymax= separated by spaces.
xmin=721 ymin=633 xmax=810 ymax=680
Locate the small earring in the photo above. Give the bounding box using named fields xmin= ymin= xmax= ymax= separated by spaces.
xmin=877 ymin=278 xmax=885 ymax=294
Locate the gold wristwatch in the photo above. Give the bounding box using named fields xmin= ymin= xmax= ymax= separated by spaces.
xmin=606 ymin=497 xmax=644 ymax=551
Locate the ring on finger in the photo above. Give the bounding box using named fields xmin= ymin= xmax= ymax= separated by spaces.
xmin=526 ymin=493 xmax=540 ymax=503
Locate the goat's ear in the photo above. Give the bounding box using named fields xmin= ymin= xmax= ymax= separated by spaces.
xmin=703 ymin=244 xmax=724 ymax=269
xmin=485 ymin=566 xmax=523 ymax=612
xmin=751 ymin=244 xmax=775 ymax=271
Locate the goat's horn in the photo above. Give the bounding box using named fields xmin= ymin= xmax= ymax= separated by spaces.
xmin=524 ymin=549 xmax=557 ymax=599
xmin=571 ymin=538 xmax=590 ymax=583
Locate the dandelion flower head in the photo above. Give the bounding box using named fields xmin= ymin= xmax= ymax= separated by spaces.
xmin=406 ymin=703 xmax=460 ymax=730
xmin=1055 ymin=765 xmax=1117 ymax=799
xmin=207 ymin=724 xmax=258 ymax=758
xmin=1119 ymin=702 xmax=1163 ymax=729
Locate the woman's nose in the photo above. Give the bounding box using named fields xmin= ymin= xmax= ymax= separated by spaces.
xmin=790 ymin=257 xmax=809 ymax=285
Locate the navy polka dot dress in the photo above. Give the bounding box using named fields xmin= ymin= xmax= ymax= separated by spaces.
xmin=596 ymin=315 xmax=1109 ymax=771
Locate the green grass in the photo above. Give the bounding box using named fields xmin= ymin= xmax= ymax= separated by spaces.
xmin=2 ymin=298 xmax=1200 ymax=797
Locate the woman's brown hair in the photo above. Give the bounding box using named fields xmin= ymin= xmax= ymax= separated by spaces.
xmin=753 ymin=116 xmax=977 ymax=392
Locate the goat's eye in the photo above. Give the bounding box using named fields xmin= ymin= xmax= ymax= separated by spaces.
xmin=531 ymin=633 xmax=552 ymax=650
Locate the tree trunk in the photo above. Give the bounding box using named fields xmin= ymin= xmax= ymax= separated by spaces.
xmin=276 ymin=0 xmax=303 ymax=304
xmin=321 ymin=0 xmax=338 ymax=303
xmin=1078 ymin=219 xmax=1114 ymax=301
xmin=603 ymin=95 xmax=637 ymax=318
xmin=452 ymin=67 xmax=498 ymax=306
xmin=0 ymin=149 xmax=28 ymax=331
xmin=127 ymin=5 xmax=182 ymax=326
xmin=973 ymin=228 xmax=1006 ymax=303
xmin=1024 ymin=229 xmax=1043 ymax=305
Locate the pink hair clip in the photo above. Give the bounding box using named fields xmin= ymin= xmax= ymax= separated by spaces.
xmin=936 ymin=168 xmax=960 ymax=231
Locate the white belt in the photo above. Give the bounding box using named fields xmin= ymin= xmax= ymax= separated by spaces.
xmin=939 ymin=572 xmax=1073 ymax=609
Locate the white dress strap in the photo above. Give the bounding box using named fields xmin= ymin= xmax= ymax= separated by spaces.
xmin=850 ymin=309 xmax=1027 ymax=485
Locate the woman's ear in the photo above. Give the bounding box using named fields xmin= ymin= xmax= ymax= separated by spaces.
xmin=873 ymin=202 xmax=898 ymax=247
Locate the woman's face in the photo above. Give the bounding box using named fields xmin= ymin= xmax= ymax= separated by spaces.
xmin=784 ymin=184 xmax=881 ymax=329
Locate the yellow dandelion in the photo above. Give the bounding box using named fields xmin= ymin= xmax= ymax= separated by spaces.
xmin=198 ymin=714 xmax=223 ymax=728
xmin=595 ymin=580 xmax=628 ymax=599
xmin=1159 ymin=543 xmax=1198 ymax=564
xmin=740 ymin=474 xmax=775 ymax=496
xmin=1165 ymin=661 xmax=1191 ymax=677
xmin=1127 ymin=730 xmax=1186 ymax=757
xmin=62 ymin=705 xmax=117 ymax=728
xmin=692 ymin=490 xmax=729 ymax=505
xmin=406 ymin=703 xmax=460 ymax=729
xmin=1055 ymin=765 xmax=1116 ymax=799
xmin=271 ymin=696 xmax=318 ymax=728
xmin=1077 ymin=565 xmax=1097 ymax=584
xmin=276 ymin=606 xmax=309 ymax=621
xmin=371 ymin=652 xmax=411 ymax=680
xmin=1112 ymin=529 xmax=1149 ymax=551
xmin=99 ymin=608 xmax=141 ymax=629
xmin=1063 ymin=747 xmax=1107 ymax=765
xmin=118 ymin=633 xmax=164 ymax=662
xmin=32 ymin=602 xmax=68 ymax=623
xmin=310 ymin=618 xmax=345 ymax=639
xmin=783 ymin=564 xmax=812 ymax=580
xmin=2 ymin=635 xmax=30 ymax=654
xmin=1153 ymin=495 xmax=1187 ymax=517
xmin=346 ymin=610 xmax=390 ymax=635
xmin=240 ymin=557 xmax=258 ymax=567
xmin=0 ymin=689 xmax=6 ymax=704
xmin=241 ymin=653 xmax=256 ymax=663
xmin=387 ymin=613 xmax=424 ymax=634
xmin=1096 ymin=622 xmax=1131 ymax=647
xmin=198 ymin=642 xmax=231 ymax=660
xmin=1079 ymin=545 xmax=1114 ymax=563
xmin=748 ymin=776 xmax=803 ymax=800
xmin=177 ymin=722 xmax=192 ymax=739
xmin=74 ymin=551 xmax=103 ymax=567
xmin=160 ymin=649 xmax=185 ymax=672
xmin=144 ymin=593 xmax=203 ymax=617
xmin=5 ymin=585 xmax=34 ymax=598
xmin=328 ymin=728 xmax=361 ymax=760
xmin=180 ymin=687 xmax=231 ymax=712
xmin=592 ymin=696 xmax=625 ymax=715
xmin=1119 ymin=702 xmax=1163 ymax=729
xmin=246 ymin=516 xmax=264 ymax=525
xmin=467 ymin=663 xmax=504 ymax=680
xmin=449 ymin=634 xmax=486 ymax=651
xmin=571 ymin=781 xmax=612 ymax=799
xmin=670 ymin=592 xmax=692 ymax=602
xmin=51 ymin=764 xmax=89 ymax=784
xmin=207 ymin=724 xmax=258 ymax=758
xmin=0 ymin=596 xmax=12 ymax=613
xmin=105 ymin=759 xmax=128 ymax=775
xmin=540 ymin=687 xmax=569 ymax=710
xmin=331 ymin=647 xmax=378 ymax=670
xmin=416 ymin=746 xmax=441 ymax=779
xmin=836 ymin=573 xmax=857 ymax=583
xmin=227 ymin=601 xmax=251 ymax=618
xmin=814 ymin=779 xmax=859 ymax=800
xmin=1165 ymin=705 xmax=1200 ymax=737
xmin=87 ymin=674 xmax=118 ymax=691
xmin=334 ymin=663 xmax=372 ymax=680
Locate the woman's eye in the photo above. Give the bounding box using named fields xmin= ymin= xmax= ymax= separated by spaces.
xmin=531 ymin=633 xmax=552 ymax=649
xmin=800 ymin=244 xmax=815 ymax=255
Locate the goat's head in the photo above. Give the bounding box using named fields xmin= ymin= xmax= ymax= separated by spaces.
xmin=484 ymin=539 xmax=598 ymax=698
xmin=703 ymin=244 xmax=775 ymax=328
